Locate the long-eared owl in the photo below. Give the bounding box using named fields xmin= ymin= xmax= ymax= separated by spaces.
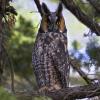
xmin=32 ymin=2 xmax=69 ymax=92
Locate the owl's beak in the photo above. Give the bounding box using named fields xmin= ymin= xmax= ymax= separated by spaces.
xmin=48 ymin=23 xmax=57 ymax=32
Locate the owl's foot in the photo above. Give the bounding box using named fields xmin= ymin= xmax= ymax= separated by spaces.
xmin=39 ymin=86 xmax=49 ymax=93
xmin=39 ymin=84 xmax=61 ymax=93
xmin=49 ymin=84 xmax=61 ymax=91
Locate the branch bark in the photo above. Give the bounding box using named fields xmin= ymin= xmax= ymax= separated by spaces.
xmin=69 ymin=58 xmax=92 ymax=84
xmin=34 ymin=0 xmax=42 ymax=16
xmin=61 ymin=0 xmax=100 ymax=36
xmin=0 ymin=14 xmax=3 ymax=83
xmin=15 ymin=83 xmax=100 ymax=100
xmin=48 ymin=83 xmax=100 ymax=100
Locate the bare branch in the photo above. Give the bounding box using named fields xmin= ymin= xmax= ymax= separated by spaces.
xmin=14 ymin=84 xmax=100 ymax=100
xmin=34 ymin=0 xmax=42 ymax=16
xmin=69 ymin=58 xmax=92 ymax=84
xmin=0 ymin=16 xmax=3 ymax=83
xmin=61 ymin=0 xmax=100 ymax=36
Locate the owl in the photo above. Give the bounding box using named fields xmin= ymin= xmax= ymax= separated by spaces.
xmin=32 ymin=3 xmax=69 ymax=92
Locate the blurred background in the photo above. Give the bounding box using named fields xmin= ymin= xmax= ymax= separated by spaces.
xmin=0 ymin=0 xmax=100 ymax=100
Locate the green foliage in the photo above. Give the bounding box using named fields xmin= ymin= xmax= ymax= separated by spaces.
xmin=0 ymin=87 xmax=16 ymax=100
xmin=16 ymin=16 xmax=36 ymax=37
xmin=8 ymin=16 xmax=36 ymax=77
xmin=6 ymin=16 xmax=38 ymax=92
xmin=72 ymin=40 xmax=81 ymax=50
xmin=86 ymin=38 xmax=100 ymax=68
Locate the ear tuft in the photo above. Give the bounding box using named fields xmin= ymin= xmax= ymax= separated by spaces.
xmin=56 ymin=3 xmax=63 ymax=16
xmin=42 ymin=3 xmax=50 ymax=15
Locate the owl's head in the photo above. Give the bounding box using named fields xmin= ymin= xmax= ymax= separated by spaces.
xmin=39 ymin=3 xmax=67 ymax=33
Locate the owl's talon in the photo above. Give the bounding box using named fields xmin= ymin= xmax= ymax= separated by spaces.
xmin=39 ymin=84 xmax=61 ymax=93
xmin=39 ymin=86 xmax=49 ymax=93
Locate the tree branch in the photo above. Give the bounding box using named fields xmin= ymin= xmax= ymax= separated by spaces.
xmin=0 ymin=15 xmax=3 ymax=83
xmin=34 ymin=0 xmax=42 ymax=16
xmin=47 ymin=84 xmax=100 ymax=100
xmin=61 ymin=0 xmax=100 ymax=36
xmin=15 ymin=83 xmax=100 ymax=100
xmin=69 ymin=58 xmax=92 ymax=84
xmin=87 ymin=0 xmax=100 ymax=14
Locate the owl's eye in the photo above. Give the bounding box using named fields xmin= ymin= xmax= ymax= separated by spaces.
xmin=57 ymin=21 xmax=60 ymax=25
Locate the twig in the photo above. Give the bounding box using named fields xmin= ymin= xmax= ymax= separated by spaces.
xmin=61 ymin=0 xmax=100 ymax=36
xmin=2 ymin=44 xmax=15 ymax=93
xmin=69 ymin=57 xmax=92 ymax=84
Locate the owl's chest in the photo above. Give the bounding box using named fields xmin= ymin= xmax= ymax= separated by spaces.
xmin=33 ymin=32 xmax=67 ymax=59
xmin=36 ymin=32 xmax=67 ymax=47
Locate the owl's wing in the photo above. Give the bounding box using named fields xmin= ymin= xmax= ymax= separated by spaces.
xmin=32 ymin=33 xmax=46 ymax=88
xmin=48 ymin=32 xmax=69 ymax=88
